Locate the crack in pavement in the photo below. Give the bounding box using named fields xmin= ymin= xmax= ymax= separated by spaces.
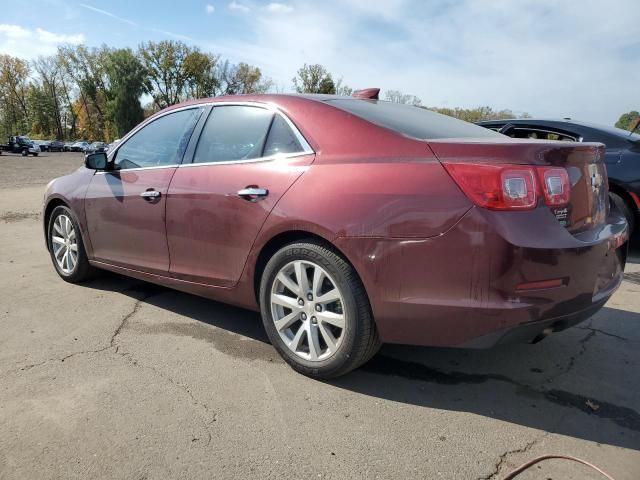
xmin=5 ymin=284 xmax=218 ymax=448
xmin=544 ymin=329 xmax=596 ymax=385
xmin=477 ymin=434 xmax=545 ymax=480
xmin=6 ymin=286 xmax=159 ymax=376
xmin=576 ymin=325 xmax=636 ymax=342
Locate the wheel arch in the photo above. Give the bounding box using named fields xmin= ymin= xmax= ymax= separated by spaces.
xmin=252 ymin=230 xmax=369 ymax=308
xmin=43 ymin=198 xmax=69 ymax=250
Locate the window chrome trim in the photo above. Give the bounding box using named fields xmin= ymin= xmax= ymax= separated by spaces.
xmin=95 ymin=164 xmax=179 ymax=175
xmin=178 ymin=150 xmax=313 ymax=169
xmin=106 ymin=100 xmax=315 ymax=171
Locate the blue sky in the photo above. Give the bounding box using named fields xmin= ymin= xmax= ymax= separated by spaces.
xmin=2 ymin=0 xmax=639 ymax=124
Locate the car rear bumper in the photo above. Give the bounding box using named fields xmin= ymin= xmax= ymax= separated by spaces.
xmin=335 ymin=206 xmax=628 ymax=347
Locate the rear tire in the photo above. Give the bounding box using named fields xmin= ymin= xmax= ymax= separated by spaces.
xmin=610 ymin=191 xmax=635 ymax=234
xmin=259 ymin=241 xmax=380 ymax=378
xmin=21 ymin=148 xmax=27 ymax=157
xmin=47 ymin=206 xmax=96 ymax=283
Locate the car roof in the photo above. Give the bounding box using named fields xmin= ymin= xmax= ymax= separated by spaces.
xmin=477 ymin=118 xmax=640 ymax=144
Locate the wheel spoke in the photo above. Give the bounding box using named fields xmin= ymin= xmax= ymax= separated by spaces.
xmin=294 ymin=261 xmax=310 ymax=294
xmin=307 ymin=325 xmax=322 ymax=361
xmin=288 ymin=325 xmax=305 ymax=351
xmin=318 ymin=322 xmax=337 ymax=352
xmin=317 ymin=311 xmax=345 ymax=329
xmin=53 ymin=219 xmax=64 ymax=236
xmin=68 ymin=249 xmax=77 ymax=268
xmin=68 ymin=229 xmax=76 ymax=241
xmin=51 ymin=236 xmax=65 ymax=246
xmin=277 ymin=271 xmax=300 ymax=296
xmin=62 ymin=250 xmax=69 ymax=270
xmin=316 ymin=288 xmax=340 ymax=304
xmin=54 ymin=244 xmax=65 ymax=259
xmin=271 ymin=293 xmax=300 ymax=310
xmin=69 ymin=243 xmax=78 ymax=252
xmin=312 ymin=268 xmax=325 ymax=297
xmin=64 ymin=216 xmax=72 ymax=236
xmin=274 ymin=311 xmax=299 ymax=332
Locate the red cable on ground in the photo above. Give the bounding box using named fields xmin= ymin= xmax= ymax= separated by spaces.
xmin=502 ymin=454 xmax=616 ymax=480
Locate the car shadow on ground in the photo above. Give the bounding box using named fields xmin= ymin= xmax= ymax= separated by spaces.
xmin=78 ymin=239 xmax=640 ymax=451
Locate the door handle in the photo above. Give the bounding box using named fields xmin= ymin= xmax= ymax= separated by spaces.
xmin=140 ymin=190 xmax=161 ymax=200
xmin=237 ymin=187 xmax=269 ymax=201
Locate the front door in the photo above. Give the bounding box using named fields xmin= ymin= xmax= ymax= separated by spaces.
xmin=166 ymin=105 xmax=314 ymax=286
xmin=84 ymin=107 xmax=204 ymax=274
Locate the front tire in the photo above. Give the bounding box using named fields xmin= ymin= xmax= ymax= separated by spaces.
xmin=47 ymin=206 xmax=96 ymax=283
xmin=259 ymin=241 xmax=380 ymax=378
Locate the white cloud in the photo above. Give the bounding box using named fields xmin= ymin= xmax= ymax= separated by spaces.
xmin=206 ymin=0 xmax=640 ymax=125
xmin=205 ymin=4 xmax=215 ymax=14
xmin=265 ymin=3 xmax=293 ymax=13
xmin=0 ymin=24 xmax=84 ymax=58
xmin=228 ymin=1 xmax=250 ymax=13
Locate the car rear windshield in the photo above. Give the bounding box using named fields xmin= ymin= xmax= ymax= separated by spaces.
xmin=325 ymin=99 xmax=504 ymax=140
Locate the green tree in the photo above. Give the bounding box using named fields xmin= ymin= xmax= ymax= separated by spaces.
xmin=184 ymin=50 xmax=219 ymax=98
xmin=292 ymin=64 xmax=336 ymax=94
xmin=615 ymin=111 xmax=640 ymax=131
xmin=104 ymin=48 xmax=146 ymax=138
xmin=57 ymin=45 xmax=109 ymax=140
xmin=0 ymin=54 xmax=31 ymax=136
xmin=222 ymin=62 xmax=271 ymax=95
xmin=32 ymin=56 xmax=65 ymax=139
xmin=139 ymin=40 xmax=193 ymax=108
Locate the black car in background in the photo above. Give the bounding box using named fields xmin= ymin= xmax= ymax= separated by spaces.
xmin=477 ymin=119 xmax=640 ymax=234
xmin=86 ymin=141 xmax=107 ymax=153
xmin=49 ymin=140 xmax=65 ymax=152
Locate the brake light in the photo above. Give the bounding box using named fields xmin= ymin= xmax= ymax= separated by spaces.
xmin=443 ymin=163 xmax=571 ymax=211
xmin=443 ymin=163 xmax=537 ymax=210
xmin=537 ymin=167 xmax=570 ymax=206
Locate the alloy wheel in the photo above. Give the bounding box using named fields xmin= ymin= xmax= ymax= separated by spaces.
xmin=51 ymin=214 xmax=78 ymax=274
xmin=270 ymin=260 xmax=346 ymax=361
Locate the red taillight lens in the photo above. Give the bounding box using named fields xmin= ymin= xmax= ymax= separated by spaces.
xmin=443 ymin=163 xmax=537 ymax=210
xmin=537 ymin=167 xmax=570 ymax=206
xmin=444 ymin=163 xmax=571 ymax=211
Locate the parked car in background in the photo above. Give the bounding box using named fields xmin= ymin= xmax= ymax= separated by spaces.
xmin=477 ymin=119 xmax=640 ymax=233
xmin=87 ymin=142 xmax=107 ymax=153
xmin=63 ymin=142 xmax=75 ymax=152
xmin=34 ymin=140 xmax=51 ymax=152
xmin=0 ymin=136 xmax=40 ymax=156
xmin=48 ymin=140 xmax=65 ymax=152
xmin=105 ymin=139 xmax=120 ymax=153
xmin=70 ymin=141 xmax=90 ymax=152
xmin=42 ymin=92 xmax=628 ymax=378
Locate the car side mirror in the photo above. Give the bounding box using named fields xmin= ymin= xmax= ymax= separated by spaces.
xmin=85 ymin=152 xmax=108 ymax=170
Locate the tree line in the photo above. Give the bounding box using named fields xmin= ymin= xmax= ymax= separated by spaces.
xmin=1 ymin=40 xmax=635 ymax=142
xmin=0 ymin=41 xmax=272 ymax=142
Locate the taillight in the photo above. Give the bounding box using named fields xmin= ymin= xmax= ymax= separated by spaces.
xmin=443 ymin=163 xmax=537 ymax=210
xmin=443 ymin=163 xmax=571 ymax=211
xmin=537 ymin=167 xmax=570 ymax=206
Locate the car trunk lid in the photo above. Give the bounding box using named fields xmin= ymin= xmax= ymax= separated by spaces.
xmin=428 ymin=138 xmax=609 ymax=234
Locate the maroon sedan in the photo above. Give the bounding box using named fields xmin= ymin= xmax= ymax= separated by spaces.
xmin=43 ymin=90 xmax=628 ymax=378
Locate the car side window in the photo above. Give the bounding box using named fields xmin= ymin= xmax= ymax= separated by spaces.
xmin=193 ymin=106 xmax=274 ymax=164
xmin=114 ymin=108 xmax=202 ymax=170
xmin=263 ymin=114 xmax=304 ymax=156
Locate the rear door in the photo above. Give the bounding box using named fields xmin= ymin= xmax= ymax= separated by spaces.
xmin=84 ymin=107 xmax=203 ymax=274
xmin=166 ymin=104 xmax=314 ymax=286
